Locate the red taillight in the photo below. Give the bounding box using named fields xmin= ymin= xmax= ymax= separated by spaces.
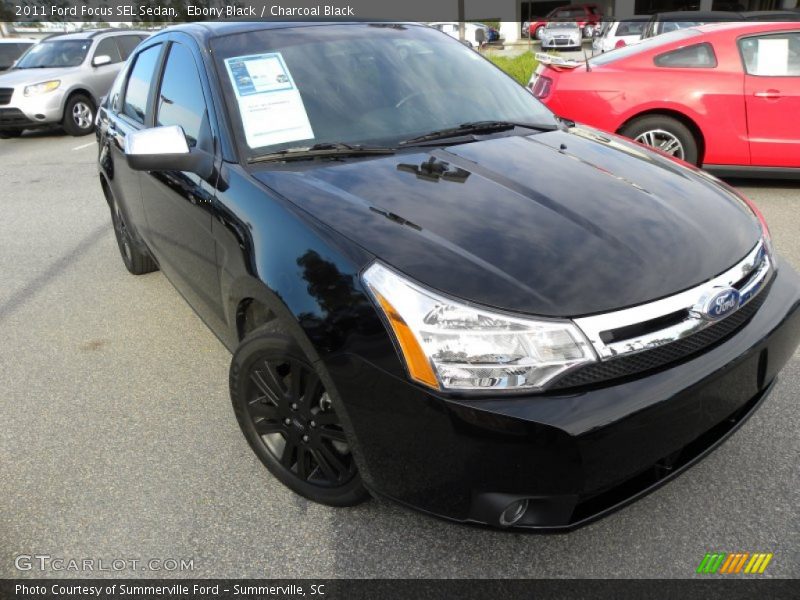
xmin=615 ymin=39 xmax=627 ymax=49
xmin=531 ymin=75 xmax=553 ymax=99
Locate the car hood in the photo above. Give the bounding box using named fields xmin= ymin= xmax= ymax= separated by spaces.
xmin=252 ymin=126 xmax=762 ymax=317
xmin=0 ymin=66 xmax=79 ymax=87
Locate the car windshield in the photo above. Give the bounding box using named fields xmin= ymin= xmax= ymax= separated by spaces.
xmin=15 ymin=40 xmax=91 ymax=68
xmin=211 ymin=23 xmax=557 ymax=158
xmin=589 ymin=28 xmax=701 ymax=66
xmin=547 ymin=22 xmax=578 ymax=29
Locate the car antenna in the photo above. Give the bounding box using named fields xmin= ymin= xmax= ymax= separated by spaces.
xmin=583 ymin=47 xmax=592 ymax=72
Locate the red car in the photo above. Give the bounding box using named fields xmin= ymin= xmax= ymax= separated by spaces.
xmin=525 ymin=4 xmax=602 ymax=40
xmin=529 ymin=22 xmax=800 ymax=176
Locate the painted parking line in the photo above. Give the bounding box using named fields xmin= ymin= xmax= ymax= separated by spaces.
xmin=72 ymin=142 xmax=96 ymax=151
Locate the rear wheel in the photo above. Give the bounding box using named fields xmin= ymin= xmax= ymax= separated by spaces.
xmin=230 ymin=321 xmax=368 ymax=506
xmin=0 ymin=130 xmax=23 ymax=139
xmin=620 ymin=115 xmax=699 ymax=165
xmin=535 ymin=26 xmax=545 ymax=41
xmin=62 ymin=94 xmax=95 ymax=136
xmin=110 ymin=197 xmax=158 ymax=275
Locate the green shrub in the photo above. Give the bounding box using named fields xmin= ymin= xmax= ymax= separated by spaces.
xmin=486 ymin=52 xmax=539 ymax=86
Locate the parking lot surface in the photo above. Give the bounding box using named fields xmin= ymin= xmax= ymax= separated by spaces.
xmin=1 ymin=131 xmax=798 ymax=578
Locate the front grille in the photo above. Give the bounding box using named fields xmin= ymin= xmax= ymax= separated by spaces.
xmin=0 ymin=88 xmax=13 ymax=105
xmin=552 ymin=278 xmax=771 ymax=390
xmin=0 ymin=107 xmax=35 ymax=127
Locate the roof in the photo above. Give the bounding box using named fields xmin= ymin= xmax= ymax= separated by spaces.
xmin=156 ymin=21 xmax=420 ymax=43
xmin=652 ymin=10 xmax=746 ymax=20
xmin=41 ymin=29 xmax=150 ymax=41
xmin=693 ymin=20 xmax=800 ymax=34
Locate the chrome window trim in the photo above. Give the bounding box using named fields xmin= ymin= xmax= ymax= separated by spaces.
xmin=574 ymin=240 xmax=771 ymax=360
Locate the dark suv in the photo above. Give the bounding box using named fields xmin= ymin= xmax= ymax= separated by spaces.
xmin=97 ymin=22 xmax=800 ymax=530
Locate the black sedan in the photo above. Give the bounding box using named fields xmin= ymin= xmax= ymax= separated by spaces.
xmin=96 ymin=21 xmax=800 ymax=530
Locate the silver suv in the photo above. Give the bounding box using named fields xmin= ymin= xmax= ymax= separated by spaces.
xmin=0 ymin=30 xmax=149 ymax=138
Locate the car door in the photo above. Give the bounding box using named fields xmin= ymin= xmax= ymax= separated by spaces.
xmin=99 ymin=41 xmax=164 ymax=245
xmin=138 ymin=39 xmax=224 ymax=323
xmin=740 ymin=31 xmax=800 ymax=167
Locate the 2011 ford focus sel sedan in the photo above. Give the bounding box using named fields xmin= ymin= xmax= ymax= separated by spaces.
xmin=96 ymin=21 xmax=800 ymax=530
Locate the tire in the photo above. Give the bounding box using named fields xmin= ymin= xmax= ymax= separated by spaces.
xmin=620 ymin=115 xmax=699 ymax=165
xmin=109 ymin=197 xmax=158 ymax=275
xmin=535 ymin=26 xmax=545 ymax=41
xmin=0 ymin=130 xmax=23 ymax=139
xmin=62 ymin=94 xmax=95 ymax=136
xmin=230 ymin=320 xmax=368 ymax=507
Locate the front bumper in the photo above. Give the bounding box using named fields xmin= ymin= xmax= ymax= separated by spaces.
xmin=0 ymin=87 xmax=64 ymax=129
xmin=542 ymin=38 xmax=581 ymax=49
xmin=327 ymin=259 xmax=800 ymax=530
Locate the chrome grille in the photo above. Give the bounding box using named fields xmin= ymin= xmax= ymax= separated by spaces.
xmin=552 ymin=240 xmax=772 ymax=389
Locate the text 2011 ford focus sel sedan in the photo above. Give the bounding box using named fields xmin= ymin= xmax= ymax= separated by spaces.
xmin=96 ymin=22 xmax=800 ymax=530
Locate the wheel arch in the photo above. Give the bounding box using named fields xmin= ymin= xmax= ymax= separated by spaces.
xmin=61 ymin=87 xmax=97 ymax=116
xmin=617 ymin=109 xmax=706 ymax=165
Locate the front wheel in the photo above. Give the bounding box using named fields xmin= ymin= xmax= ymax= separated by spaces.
xmin=620 ymin=115 xmax=699 ymax=165
xmin=535 ymin=26 xmax=545 ymax=41
xmin=110 ymin=197 xmax=158 ymax=275
xmin=230 ymin=321 xmax=368 ymax=506
xmin=62 ymin=94 xmax=95 ymax=136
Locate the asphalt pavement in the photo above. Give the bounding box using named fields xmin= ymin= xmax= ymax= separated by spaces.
xmin=0 ymin=131 xmax=798 ymax=579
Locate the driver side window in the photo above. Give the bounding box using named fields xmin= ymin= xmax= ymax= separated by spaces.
xmin=155 ymin=42 xmax=208 ymax=148
xmin=93 ymin=38 xmax=122 ymax=65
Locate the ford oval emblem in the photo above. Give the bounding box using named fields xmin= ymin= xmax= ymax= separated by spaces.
xmin=701 ymin=288 xmax=741 ymax=321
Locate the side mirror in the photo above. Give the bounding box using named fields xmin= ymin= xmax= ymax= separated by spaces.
xmin=92 ymin=55 xmax=112 ymax=67
xmin=125 ymin=125 xmax=214 ymax=179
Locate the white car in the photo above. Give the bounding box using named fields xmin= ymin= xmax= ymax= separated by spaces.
xmin=541 ymin=21 xmax=582 ymax=51
xmin=592 ymin=18 xmax=648 ymax=53
xmin=429 ymin=22 xmax=491 ymax=48
xmin=0 ymin=38 xmax=37 ymax=72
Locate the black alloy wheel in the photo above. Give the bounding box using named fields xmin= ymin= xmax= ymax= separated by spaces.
xmin=110 ymin=198 xmax=158 ymax=275
xmin=230 ymin=322 xmax=368 ymax=506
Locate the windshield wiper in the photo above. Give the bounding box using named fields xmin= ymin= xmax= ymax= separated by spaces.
xmin=248 ymin=142 xmax=395 ymax=164
xmin=399 ymin=120 xmax=559 ymax=146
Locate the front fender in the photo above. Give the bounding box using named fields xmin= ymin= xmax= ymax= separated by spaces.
xmin=214 ymin=164 xmax=384 ymax=365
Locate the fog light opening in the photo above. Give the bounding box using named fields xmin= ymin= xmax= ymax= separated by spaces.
xmin=499 ymin=499 xmax=529 ymax=527
xmin=35 ymin=114 xmax=46 ymax=120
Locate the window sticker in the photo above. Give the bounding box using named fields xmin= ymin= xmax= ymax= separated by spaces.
xmin=756 ymin=38 xmax=789 ymax=76
xmin=224 ymin=53 xmax=314 ymax=149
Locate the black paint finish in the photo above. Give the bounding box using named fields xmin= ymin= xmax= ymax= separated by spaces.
xmin=96 ymin=22 xmax=800 ymax=529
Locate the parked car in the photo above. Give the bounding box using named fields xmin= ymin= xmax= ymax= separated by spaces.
xmin=97 ymin=21 xmax=800 ymax=530
xmin=642 ymin=11 xmax=800 ymax=41
xmin=0 ymin=38 xmax=36 ymax=72
xmin=0 ymin=30 xmax=149 ymax=138
xmin=428 ymin=22 xmax=496 ymax=48
xmin=530 ymin=22 xmax=800 ymax=175
xmin=640 ymin=11 xmax=745 ymax=39
xmin=541 ymin=21 xmax=583 ymax=51
xmin=593 ymin=17 xmax=649 ymax=53
xmin=525 ymin=4 xmax=602 ymax=40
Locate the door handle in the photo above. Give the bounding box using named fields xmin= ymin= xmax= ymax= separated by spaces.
xmin=754 ymin=89 xmax=782 ymax=99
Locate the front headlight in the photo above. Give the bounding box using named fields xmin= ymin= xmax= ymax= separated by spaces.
xmin=24 ymin=80 xmax=61 ymax=97
xmin=362 ymin=262 xmax=596 ymax=392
